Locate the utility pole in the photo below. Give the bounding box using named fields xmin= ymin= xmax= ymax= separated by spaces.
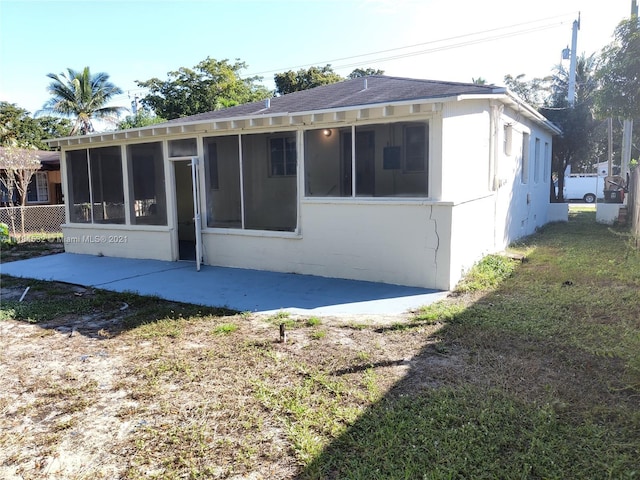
xmin=567 ymin=13 xmax=580 ymax=106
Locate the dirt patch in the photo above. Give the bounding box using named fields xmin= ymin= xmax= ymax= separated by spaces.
xmin=1 ymin=241 xmax=64 ymax=263
xmin=0 ymin=277 xmax=454 ymax=479
xmin=1 ymin=271 xmax=637 ymax=478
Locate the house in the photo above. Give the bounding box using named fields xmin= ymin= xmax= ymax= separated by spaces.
xmin=0 ymin=147 xmax=63 ymax=205
xmin=46 ymin=76 xmax=561 ymax=290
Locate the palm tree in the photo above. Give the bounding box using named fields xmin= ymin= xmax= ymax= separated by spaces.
xmin=40 ymin=67 xmax=125 ymax=135
xmin=547 ymin=53 xmax=598 ymax=108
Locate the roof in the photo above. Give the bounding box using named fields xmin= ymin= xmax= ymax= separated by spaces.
xmin=0 ymin=147 xmax=60 ymax=170
xmin=46 ymin=75 xmax=561 ymax=147
xmin=166 ymin=76 xmax=505 ymax=124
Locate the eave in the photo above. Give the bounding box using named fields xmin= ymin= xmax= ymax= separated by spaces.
xmin=45 ymin=87 xmax=559 ymax=148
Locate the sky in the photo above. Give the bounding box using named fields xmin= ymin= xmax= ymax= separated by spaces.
xmin=0 ymin=0 xmax=635 ymax=119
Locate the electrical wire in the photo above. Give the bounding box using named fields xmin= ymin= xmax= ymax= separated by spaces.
xmin=111 ymin=11 xmax=578 ymax=106
xmin=246 ymin=12 xmax=578 ymax=76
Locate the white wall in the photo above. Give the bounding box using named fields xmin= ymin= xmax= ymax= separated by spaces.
xmin=201 ymin=200 xmax=453 ymax=289
xmin=498 ymin=108 xmax=553 ymax=245
xmin=448 ymin=195 xmax=496 ymax=288
xmin=62 ymin=225 xmax=174 ymax=261
xmin=440 ymin=101 xmax=555 ymax=288
xmin=440 ymin=100 xmax=491 ymax=202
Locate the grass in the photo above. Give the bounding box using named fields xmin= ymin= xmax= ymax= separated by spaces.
xmin=1 ymin=208 xmax=639 ymax=479
xmin=307 ymin=209 xmax=638 ymax=480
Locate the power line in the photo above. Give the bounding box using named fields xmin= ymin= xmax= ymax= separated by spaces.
xmin=246 ymin=12 xmax=578 ymax=77
xmin=330 ymin=23 xmax=566 ymax=72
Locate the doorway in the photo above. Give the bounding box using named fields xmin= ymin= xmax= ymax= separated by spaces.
xmin=174 ymin=160 xmax=196 ymax=261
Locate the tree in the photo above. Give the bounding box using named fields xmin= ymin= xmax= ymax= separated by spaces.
xmin=40 ymin=67 xmax=125 ymax=135
xmin=503 ymin=74 xmax=551 ymax=109
xmin=594 ymin=17 xmax=640 ymax=176
xmin=274 ymin=65 xmax=343 ymax=95
xmin=594 ymin=18 xmax=640 ymax=119
xmin=117 ymin=110 xmax=167 ymax=130
xmin=137 ymin=58 xmax=271 ymax=120
xmin=348 ymin=68 xmax=385 ymax=78
xmin=472 ymin=77 xmax=487 ymax=85
xmin=0 ymin=146 xmax=42 ymax=238
xmin=540 ymin=54 xmax=600 ymax=200
xmin=0 ymin=102 xmax=72 ymax=149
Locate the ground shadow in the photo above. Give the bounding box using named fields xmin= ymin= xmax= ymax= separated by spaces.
xmin=294 ymin=211 xmax=639 ymax=479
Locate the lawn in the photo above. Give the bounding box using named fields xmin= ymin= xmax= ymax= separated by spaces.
xmin=1 ymin=209 xmax=638 ymax=479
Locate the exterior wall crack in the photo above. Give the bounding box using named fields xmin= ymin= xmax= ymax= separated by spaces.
xmin=429 ymin=205 xmax=439 ymax=278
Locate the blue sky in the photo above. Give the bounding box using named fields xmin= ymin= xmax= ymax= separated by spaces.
xmin=0 ymin=0 xmax=633 ymax=118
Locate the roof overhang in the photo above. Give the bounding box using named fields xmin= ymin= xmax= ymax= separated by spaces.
xmin=45 ymin=87 xmax=560 ymax=148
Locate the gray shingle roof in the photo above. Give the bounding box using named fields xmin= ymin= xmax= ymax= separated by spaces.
xmin=167 ymin=75 xmax=504 ymax=124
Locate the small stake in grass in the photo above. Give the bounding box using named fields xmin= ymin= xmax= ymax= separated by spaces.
xmin=279 ymin=323 xmax=287 ymax=343
xmin=19 ymin=286 xmax=30 ymax=302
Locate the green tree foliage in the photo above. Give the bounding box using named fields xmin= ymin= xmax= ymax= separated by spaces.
xmin=117 ymin=110 xmax=167 ymax=130
xmin=274 ymin=65 xmax=343 ymax=95
xmin=348 ymin=68 xmax=385 ymax=79
xmin=503 ymin=73 xmax=551 ymax=108
xmin=0 ymin=102 xmax=72 ymax=150
xmin=275 ymin=66 xmax=386 ymax=95
xmin=41 ymin=67 xmax=125 ymax=135
xmin=137 ymin=58 xmax=271 ymax=120
xmin=540 ymin=54 xmax=600 ymax=200
xmin=595 ymin=17 xmax=640 ymax=119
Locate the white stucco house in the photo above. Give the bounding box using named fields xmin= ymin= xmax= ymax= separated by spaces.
xmin=47 ymin=76 xmax=561 ymax=290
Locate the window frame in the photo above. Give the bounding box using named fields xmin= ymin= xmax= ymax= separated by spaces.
xmin=268 ymin=135 xmax=297 ymax=177
xmin=403 ymin=123 xmax=428 ymax=173
xmin=521 ymin=132 xmax=530 ymax=185
xmin=26 ymin=171 xmax=49 ymax=203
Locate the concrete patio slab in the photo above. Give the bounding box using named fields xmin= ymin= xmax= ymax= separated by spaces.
xmin=0 ymin=253 xmax=448 ymax=317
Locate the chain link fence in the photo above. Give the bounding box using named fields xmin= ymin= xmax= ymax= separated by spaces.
xmin=0 ymin=205 xmax=65 ymax=240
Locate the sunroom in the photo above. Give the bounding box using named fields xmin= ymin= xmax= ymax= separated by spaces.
xmin=59 ymin=115 xmax=431 ymax=259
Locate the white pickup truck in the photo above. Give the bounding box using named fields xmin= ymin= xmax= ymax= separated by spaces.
xmin=563 ymin=174 xmax=605 ymax=203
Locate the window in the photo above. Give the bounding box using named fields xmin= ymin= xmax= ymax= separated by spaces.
xmin=128 ymin=142 xmax=167 ymax=225
xmin=204 ymin=136 xmax=241 ymax=228
xmin=65 ymin=147 xmax=125 ymax=224
xmin=342 ymin=130 xmax=375 ymax=196
xmin=534 ymin=138 xmax=541 ymax=183
xmin=404 ymin=125 xmax=426 ymax=172
xmin=169 ymin=138 xmax=197 ymax=157
xmin=304 ymin=121 xmax=428 ymax=198
xmin=90 ymin=146 xmax=125 ymax=224
xmin=544 ymin=142 xmax=550 ymax=183
xmin=243 ymin=133 xmax=297 ymax=231
xmin=26 ymin=172 xmax=49 ymax=203
xmin=269 ymin=136 xmax=297 ymax=176
xmin=66 ymin=150 xmax=91 ymax=223
xmin=504 ymin=125 xmax=513 ymax=156
xmin=521 ymin=132 xmax=530 ymax=184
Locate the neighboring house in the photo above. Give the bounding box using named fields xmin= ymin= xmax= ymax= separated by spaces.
xmin=0 ymin=148 xmax=63 ymax=205
xmin=46 ymin=76 xmax=561 ymax=290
